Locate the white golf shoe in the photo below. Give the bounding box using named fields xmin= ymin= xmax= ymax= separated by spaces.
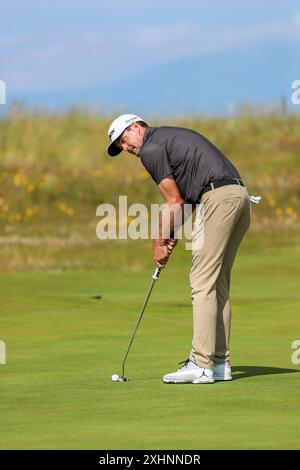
xmin=213 ymin=363 xmax=232 ymax=381
xmin=163 ymin=359 xmax=214 ymax=384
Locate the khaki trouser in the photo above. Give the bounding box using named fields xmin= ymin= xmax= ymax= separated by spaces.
xmin=189 ymin=184 xmax=251 ymax=369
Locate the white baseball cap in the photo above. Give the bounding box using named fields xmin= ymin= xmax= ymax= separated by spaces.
xmin=107 ymin=113 xmax=146 ymax=156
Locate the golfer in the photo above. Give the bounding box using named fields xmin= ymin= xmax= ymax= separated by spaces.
xmin=107 ymin=114 xmax=251 ymax=384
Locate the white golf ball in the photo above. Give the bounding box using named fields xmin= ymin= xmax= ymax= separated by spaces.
xmin=112 ymin=374 xmax=119 ymax=382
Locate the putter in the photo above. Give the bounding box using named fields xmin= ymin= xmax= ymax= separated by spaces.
xmin=113 ymin=267 xmax=161 ymax=382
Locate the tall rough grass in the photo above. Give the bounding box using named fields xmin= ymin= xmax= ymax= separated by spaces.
xmin=0 ymin=107 xmax=299 ymax=228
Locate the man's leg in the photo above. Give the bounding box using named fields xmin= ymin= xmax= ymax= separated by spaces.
xmin=190 ymin=185 xmax=249 ymax=370
xmin=214 ymin=189 xmax=251 ymax=366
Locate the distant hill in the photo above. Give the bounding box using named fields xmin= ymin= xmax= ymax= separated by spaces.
xmin=4 ymin=42 xmax=300 ymax=115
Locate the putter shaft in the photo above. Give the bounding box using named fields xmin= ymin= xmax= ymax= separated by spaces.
xmin=121 ymin=267 xmax=161 ymax=378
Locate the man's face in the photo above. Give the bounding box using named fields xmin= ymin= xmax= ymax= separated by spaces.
xmin=116 ymin=123 xmax=145 ymax=157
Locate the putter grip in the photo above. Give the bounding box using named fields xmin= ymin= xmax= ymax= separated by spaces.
xmin=152 ymin=267 xmax=161 ymax=280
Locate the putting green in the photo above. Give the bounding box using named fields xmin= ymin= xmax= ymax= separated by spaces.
xmin=0 ymin=237 xmax=299 ymax=449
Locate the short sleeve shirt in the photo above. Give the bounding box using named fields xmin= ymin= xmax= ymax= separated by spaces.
xmin=140 ymin=126 xmax=241 ymax=203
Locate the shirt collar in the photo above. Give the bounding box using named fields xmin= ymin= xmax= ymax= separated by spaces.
xmin=142 ymin=127 xmax=156 ymax=145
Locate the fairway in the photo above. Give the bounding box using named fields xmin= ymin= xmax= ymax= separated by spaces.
xmin=1 ymin=0 xmax=300 ymax=453
xmin=0 ymin=235 xmax=299 ymax=450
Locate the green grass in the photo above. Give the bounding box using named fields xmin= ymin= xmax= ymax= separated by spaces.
xmin=0 ymin=232 xmax=300 ymax=449
xmin=1 ymin=108 xmax=299 ymax=449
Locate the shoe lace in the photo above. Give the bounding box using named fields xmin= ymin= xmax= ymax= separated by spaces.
xmin=178 ymin=358 xmax=190 ymax=369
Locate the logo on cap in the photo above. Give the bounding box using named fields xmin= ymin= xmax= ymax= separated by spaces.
xmin=109 ymin=129 xmax=115 ymax=140
xmin=125 ymin=117 xmax=138 ymax=124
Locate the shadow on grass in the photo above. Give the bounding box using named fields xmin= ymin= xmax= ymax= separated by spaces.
xmin=120 ymin=366 xmax=299 ymax=383
xmin=232 ymin=365 xmax=299 ymax=380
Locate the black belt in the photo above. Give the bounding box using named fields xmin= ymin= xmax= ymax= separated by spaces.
xmin=201 ymin=178 xmax=245 ymax=197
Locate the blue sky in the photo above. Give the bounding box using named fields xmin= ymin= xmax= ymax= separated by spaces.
xmin=0 ymin=0 xmax=299 ymax=114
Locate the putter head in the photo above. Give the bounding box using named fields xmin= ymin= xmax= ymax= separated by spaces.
xmin=119 ymin=376 xmax=128 ymax=382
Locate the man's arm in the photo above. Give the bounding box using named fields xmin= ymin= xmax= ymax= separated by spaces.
xmin=153 ymin=176 xmax=185 ymax=268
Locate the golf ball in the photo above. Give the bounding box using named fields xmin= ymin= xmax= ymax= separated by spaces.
xmin=112 ymin=374 xmax=119 ymax=382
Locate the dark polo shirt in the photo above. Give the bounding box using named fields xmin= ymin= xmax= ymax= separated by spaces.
xmin=140 ymin=126 xmax=241 ymax=203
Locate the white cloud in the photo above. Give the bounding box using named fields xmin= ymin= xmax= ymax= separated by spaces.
xmin=1 ymin=12 xmax=300 ymax=92
xmin=0 ymin=35 xmax=24 ymax=47
xmin=135 ymin=16 xmax=300 ymax=55
xmin=293 ymin=10 xmax=300 ymax=25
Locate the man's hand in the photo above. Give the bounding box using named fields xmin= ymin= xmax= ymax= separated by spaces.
xmin=166 ymin=238 xmax=178 ymax=254
xmin=153 ymin=240 xmax=169 ymax=269
xmin=153 ymin=238 xmax=178 ymax=268
xmin=152 ymin=176 xmax=183 ymax=268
